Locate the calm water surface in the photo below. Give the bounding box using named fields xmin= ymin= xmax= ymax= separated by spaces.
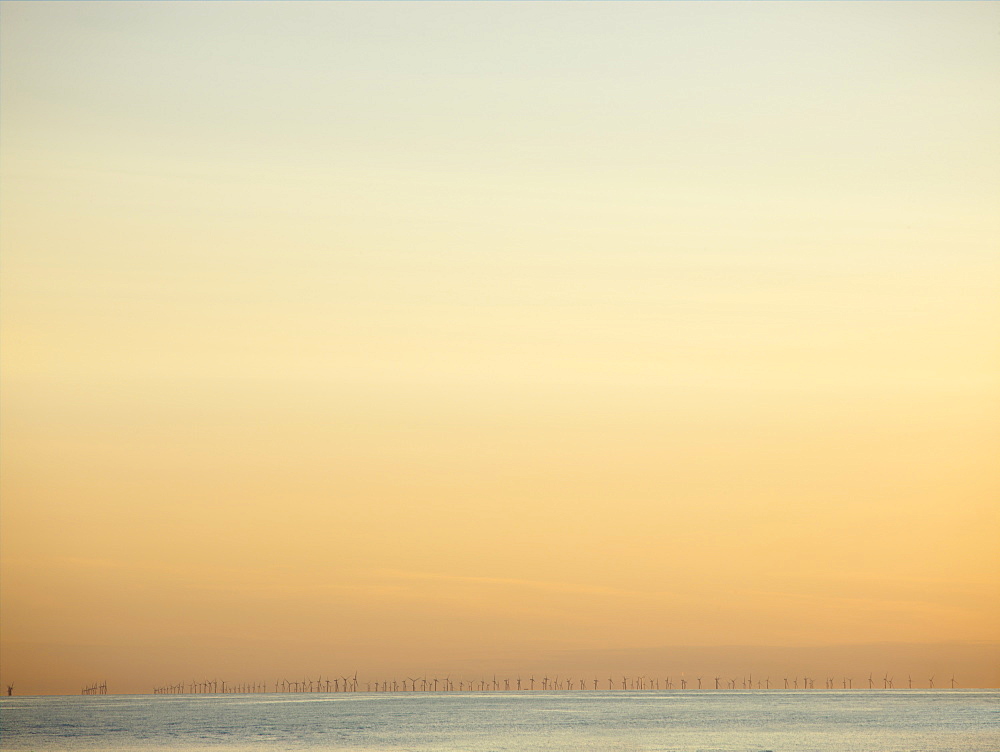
xmin=1 ymin=690 xmax=997 ymax=752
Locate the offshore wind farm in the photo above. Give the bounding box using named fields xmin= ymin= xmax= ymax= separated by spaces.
xmin=148 ymin=671 xmax=958 ymax=696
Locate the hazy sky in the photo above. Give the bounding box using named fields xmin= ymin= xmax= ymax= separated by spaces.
xmin=2 ymin=1 xmax=998 ymax=694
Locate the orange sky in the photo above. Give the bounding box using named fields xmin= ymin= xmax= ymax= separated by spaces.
xmin=2 ymin=2 xmax=998 ymax=694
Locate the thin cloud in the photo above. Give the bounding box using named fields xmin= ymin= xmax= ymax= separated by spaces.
xmin=371 ymin=568 xmax=673 ymax=601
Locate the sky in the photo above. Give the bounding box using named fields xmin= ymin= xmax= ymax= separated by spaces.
xmin=1 ymin=1 xmax=998 ymax=695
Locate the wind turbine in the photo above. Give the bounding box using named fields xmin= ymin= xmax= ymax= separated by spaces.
xmin=950 ymin=675 xmax=956 ymax=689
xmin=929 ymin=676 xmax=934 ymax=689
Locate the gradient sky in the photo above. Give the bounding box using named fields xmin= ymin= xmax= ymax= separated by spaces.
xmin=2 ymin=1 xmax=998 ymax=694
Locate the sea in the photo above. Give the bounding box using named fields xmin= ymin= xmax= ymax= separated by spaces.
xmin=1 ymin=690 xmax=997 ymax=752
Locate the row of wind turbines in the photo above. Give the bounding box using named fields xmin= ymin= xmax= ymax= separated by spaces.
xmin=152 ymin=672 xmax=958 ymax=694
xmin=81 ymin=681 xmax=108 ymax=695
xmin=154 ymin=673 xmax=359 ymax=695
